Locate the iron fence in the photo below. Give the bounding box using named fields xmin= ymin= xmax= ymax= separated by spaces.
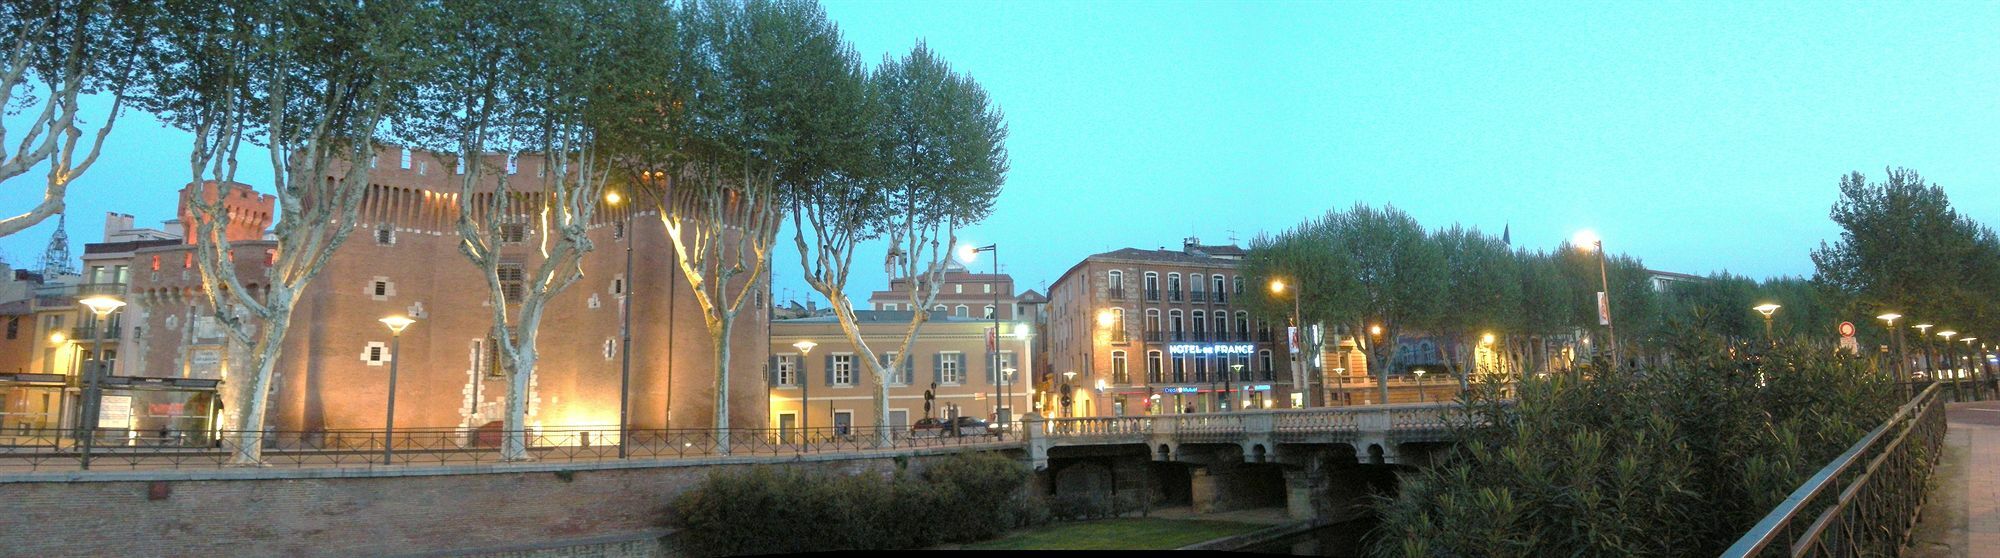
xmin=1721 ymin=382 xmax=1947 ymax=558
xmin=0 ymin=425 xmax=1017 ymax=473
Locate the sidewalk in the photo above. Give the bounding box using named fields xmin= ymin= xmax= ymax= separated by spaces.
xmin=1908 ymin=401 xmax=2000 ymax=557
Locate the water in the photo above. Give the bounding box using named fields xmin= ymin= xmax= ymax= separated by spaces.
xmin=1239 ymin=519 xmax=1377 ymax=556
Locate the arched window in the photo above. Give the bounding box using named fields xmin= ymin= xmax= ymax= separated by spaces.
xmin=1111 ymin=351 xmax=1129 ymax=384
xmin=1147 ymin=351 xmax=1164 ymax=383
xmin=1192 ymin=310 xmax=1207 ymax=340
xmin=1110 ymin=308 xmax=1126 ymax=342
xmin=984 ymin=305 xmax=996 ymax=319
xmin=933 ymin=304 xmax=947 ymax=313
xmin=1172 ymin=355 xmax=1187 ymax=383
xmin=1169 ymin=309 xmax=1184 ymax=340
xmin=1145 ymin=309 xmax=1161 ymax=338
xmin=954 ymin=305 xmax=968 ymax=317
xmin=1235 ymin=312 xmax=1249 ymax=340
xmin=1167 ymin=273 xmax=1182 ymax=301
xmin=1107 ymin=270 xmax=1125 ymax=299
xmin=1260 ymin=350 xmax=1274 ymax=376
xmin=1232 ymin=275 xmax=1243 ymax=295
xmin=1144 ymin=271 xmax=1160 ymax=301
xmin=1213 ymin=313 xmax=1228 ymax=338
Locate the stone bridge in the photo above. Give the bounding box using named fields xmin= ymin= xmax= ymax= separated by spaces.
xmin=1019 ymin=402 xmax=1472 ymax=521
xmin=1023 ymin=402 xmax=1463 ymax=468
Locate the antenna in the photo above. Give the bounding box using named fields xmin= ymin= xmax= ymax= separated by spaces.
xmin=39 ymin=213 xmax=76 ymax=278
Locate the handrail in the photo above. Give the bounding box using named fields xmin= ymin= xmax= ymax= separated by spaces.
xmin=1720 ymin=382 xmax=1946 ymax=557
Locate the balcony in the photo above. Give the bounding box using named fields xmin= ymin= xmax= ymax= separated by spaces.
xmin=1107 ymin=287 xmax=1127 ymax=300
xmin=1144 ymin=289 xmax=1160 ymax=301
xmin=1214 ymin=292 xmax=1228 ymax=304
xmin=1144 ymin=330 xmax=1164 ymax=342
xmin=77 ymin=282 xmax=125 ymax=297
xmin=1190 ymin=291 xmax=1209 ymax=303
xmin=1169 ymin=290 xmax=1183 ymax=302
xmin=1170 ymin=331 xmax=1187 ymax=342
xmin=1189 ymin=331 xmax=1208 ymax=342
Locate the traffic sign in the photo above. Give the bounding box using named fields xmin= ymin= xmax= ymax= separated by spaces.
xmin=1838 ymin=321 xmax=1856 ymax=337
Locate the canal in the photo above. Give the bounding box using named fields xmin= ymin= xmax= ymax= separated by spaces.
xmin=1241 ymin=519 xmax=1377 ymax=556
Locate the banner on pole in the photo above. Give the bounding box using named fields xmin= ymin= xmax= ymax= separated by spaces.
xmin=1288 ymin=326 xmax=1300 ymax=354
xmin=1596 ymin=292 xmax=1611 ymax=325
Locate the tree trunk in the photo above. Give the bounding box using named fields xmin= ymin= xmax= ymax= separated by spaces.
xmin=500 ymin=306 xmax=547 ymax=462
xmin=874 ymin=361 xmax=892 ymax=448
xmin=227 ymin=309 xmax=291 ymax=466
xmin=712 ymin=318 xmax=733 ymax=454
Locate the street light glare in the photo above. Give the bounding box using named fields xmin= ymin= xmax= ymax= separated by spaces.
xmin=379 ymin=315 xmax=416 ymax=334
xmin=955 ymin=244 xmax=980 ymax=265
xmin=1877 ymin=313 xmax=1902 ymax=322
xmin=78 ymin=296 xmax=126 ymax=317
xmin=1938 ymin=330 xmax=1958 ymax=339
xmin=1753 ymin=303 xmax=1781 ymax=317
xmin=1269 ymin=279 xmax=1285 ymax=294
xmin=792 ymin=340 xmax=818 ymax=354
xmin=1572 ymin=229 xmax=1601 ymax=251
xmin=1014 ymin=323 xmax=1030 ymax=339
xmin=1096 ymin=309 xmax=1116 ymax=327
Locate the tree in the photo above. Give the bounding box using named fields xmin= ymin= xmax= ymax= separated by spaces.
xmin=1241 ymin=216 xmax=1363 ymax=402
xmin=793 ymin=40 xmax=1007 ymax=446
xmin=0 ymin=0 xmax=154 ymax=238
xmin=1337 ymin=204 xmax=1447 ymax=402
xmin=1432 ymin=225 xmax=1521 ymax=385
xmin=400 ymin=0 xmax=665 ymax=460
xmin=1812 ymin=168 xmax=2000 ymax=331
xmin=1512 ymin=249 xmax=1579 ymax=375
xmin=151 ymin=0 xmax=423 ymax=464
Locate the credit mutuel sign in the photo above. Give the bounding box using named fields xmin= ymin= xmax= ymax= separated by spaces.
xmin=1167 ymin=343 xmax=1256 ymax=356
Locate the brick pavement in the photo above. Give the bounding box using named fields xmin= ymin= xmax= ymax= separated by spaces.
xmin=1908 ymin=400 xmax=2000 ymax=557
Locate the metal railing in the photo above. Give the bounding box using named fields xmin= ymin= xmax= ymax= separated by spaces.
xmin=1721 ymin=382 xmax=1947 ymax=557
xmin=0 ymin=426 xmax=1018 ymax=472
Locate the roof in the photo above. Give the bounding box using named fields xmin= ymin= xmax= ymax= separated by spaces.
xmin=84 ymin=239 xmax=182 ymax=256
xmin=1048 ymin=246 xmax=1244 ymax=299
xmin=1017 ymin=289 xmax=1047 ymax=303
xmin=774 ymin=309 xmax=987 ymax=324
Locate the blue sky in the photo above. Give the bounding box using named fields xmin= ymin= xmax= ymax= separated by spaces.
xmin=6 ymin=1 xmax=1999 ymax=306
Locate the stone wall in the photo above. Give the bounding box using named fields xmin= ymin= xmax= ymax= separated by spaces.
xmin=0 ymin=449 xmax=999 ymax=557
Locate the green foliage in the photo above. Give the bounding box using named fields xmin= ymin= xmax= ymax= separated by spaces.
xmin=670 ymin=452 xmax=1036 ymax=556
xmin=1371 ymin=336 xmax=1898 ymax=557
xmin=1812 ymin=168 xmax=2000 ymax=340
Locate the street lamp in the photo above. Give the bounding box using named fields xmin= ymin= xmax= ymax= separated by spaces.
xmin=1915 ymin=323 xmax=1936 ymax=378
xmin=1879 ymin=313 xmax=1907 ymax=385
xmin=1753 ymin=304 xmax=1781 ymax=343
xmin=75 ymin=296 xmax=125 ymax=470
xmin=1270 ymin=278 xmax=1310 ymax=407
xmin=1061 ymin=370 xmax=1077 ymax=417
xmin=1961 ymin=337 xmax=1979 ymax=384
xmin=378 ymin=315 xmax=415 ymax=465
xmin=1369 ymin=324 xmax=1388 ymax=405
xmin=793 ymin=340 xmax=816 ymax=438
xmin=1413 ymin=368 xmax=1427 ymax=403
xmin=603 ymin=188 xmax=640 ymax=458
xmin=1939 ymin=330 xmax=1960 ymax=383
xmin=958 ymin=243 xmax=1004 ymax=423
xmin=1227 ymin=363 xmax=1243 ymax=411
xmin=1573 ymin=229 xmax=1616 ymax=364
xmin=1013 ymin=323 xmax=1031 ymax=425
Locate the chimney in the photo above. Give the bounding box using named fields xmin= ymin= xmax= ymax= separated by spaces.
xmin=103 ymin=212 xmax=135 ymax=242
xmin=1183 ymin=236 xmax=1200 ymax=253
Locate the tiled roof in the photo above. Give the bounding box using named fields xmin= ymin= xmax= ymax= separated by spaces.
xmin=774 ymin=309 xmax=986 ymax=324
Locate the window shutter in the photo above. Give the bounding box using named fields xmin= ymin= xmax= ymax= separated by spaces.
xmin=825 ymin=354 xmax=835 ymax=386
xmin=933 ymin=353 xmax=943 ymax=384
xmin=797 ymin=356 xmax=810 ymax=387
xmin=903 ymin=356 xmax=914 ymax=385
xmin=985 ymin=351 xmax=996 ymax=384
xmin=769 ymin=356 xmax=779 ymax=386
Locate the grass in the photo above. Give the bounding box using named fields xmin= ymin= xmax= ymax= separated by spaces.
xmin=962 ymin=517 xmax=1267 ymax=550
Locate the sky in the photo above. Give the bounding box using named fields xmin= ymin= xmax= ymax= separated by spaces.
xmin=5 ymin=1 xmax=1999 ymax=307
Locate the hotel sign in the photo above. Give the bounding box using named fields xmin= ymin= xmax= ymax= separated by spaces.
xmin=1167 ymin=343 xmax=1256 ymax=356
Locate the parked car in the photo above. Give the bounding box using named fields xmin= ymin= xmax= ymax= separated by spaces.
xmin=949 ymin=416 xmax=990 ymax=437
xmin=911 ymin=418 xmax=950 ymax=438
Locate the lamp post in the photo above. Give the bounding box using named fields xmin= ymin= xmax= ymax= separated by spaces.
xmin=1269 ymin=279 xmax=1309 ymax=407
xmin=605 ymin=189 xmax=636 ymax=458
xmin=1227 ymin=363 xmax=1242 ymax=411
xmin=1879 ymin=313 xmax=1906 ymax=386
xmin=1013 ymin=323 xmax=1031 ymax=427
xmin=76 ymin=295 xmax=125 ymax=471
xmin=1413 ymin=368 xmax=1427 ymax=403
xmin=1369 ymin=324 xmax=1388 ymax=405
xmin=1961 ymin=337 xmax=1979 ymax=392
xmin=1939 ymin=330 xmax=1960 ymax=395
xmin=1915 ymin=323 xmax=1936 ymax=379
xmin=1062 ymin=370 xmax=1077 ymax=417
xmin=1002 ymin=367 xmax=1018 ymax=421
xmin=957 ymin=243 xmax=1002 ymax=422
xmin=1753 ymin=304 xmax=1781 ymax=344
xmin=378 ymin=316 xmax=415 ymax=465
xmin=792 ymin=340 xmax=816 ymax=440
xmin=1573 ymin=230 xmax=1617 ymax=364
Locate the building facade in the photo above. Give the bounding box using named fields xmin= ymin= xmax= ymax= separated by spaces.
xmin=14 ymin=146 xmax=772 ymax=448
xmin=1045 ymin=238 xmax=1297 ymax=417
xmin=768 ymin=310 xmax=1032 ymax=435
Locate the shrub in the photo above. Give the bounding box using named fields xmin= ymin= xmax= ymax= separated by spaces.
xmin=1370 ymin=335 xmax=1898 ymax=558
xmin=669 ymin=451 xmax=1033 ymax=556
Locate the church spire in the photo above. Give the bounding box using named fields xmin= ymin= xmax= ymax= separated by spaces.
xmin=1501 ymin=222 xmax=1512 ymax=246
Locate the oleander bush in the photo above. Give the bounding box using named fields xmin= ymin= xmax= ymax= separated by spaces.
xmin=670 ymin=451 xmax=1035 ymax=556
xmin=1371 ymin=333 xmax=1900 ymax=558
